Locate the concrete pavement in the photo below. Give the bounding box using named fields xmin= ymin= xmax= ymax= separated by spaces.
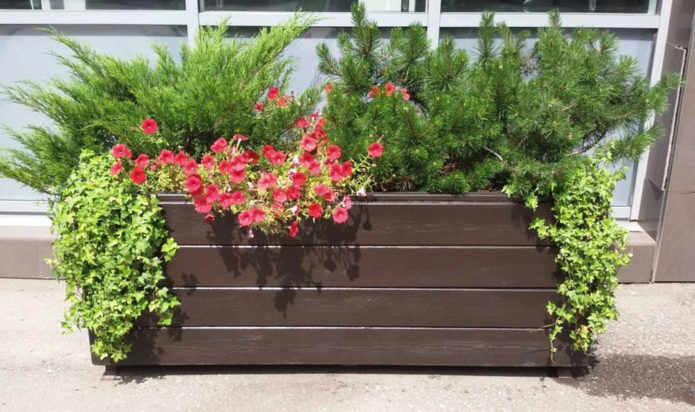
xmin=1 ymin=279 xmax=694 ymax=411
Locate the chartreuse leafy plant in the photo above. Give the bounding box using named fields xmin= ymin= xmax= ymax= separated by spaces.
xmin=49 ymin=152 xmax=179 ymax=362
xmin=530 ymin=145 xmax=630 ymax=356
xmin=0 ymin=15 xmax=319 ymax=195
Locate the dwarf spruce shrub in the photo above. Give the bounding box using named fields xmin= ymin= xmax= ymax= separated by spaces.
xmin=0 ymin=16 xmax=319 ymax=195
xmin=319 ymin=5 xmax=678 ymax=202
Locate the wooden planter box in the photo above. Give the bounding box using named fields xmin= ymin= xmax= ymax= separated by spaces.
xmin=93 ymin=192 xmax=587 ymax=367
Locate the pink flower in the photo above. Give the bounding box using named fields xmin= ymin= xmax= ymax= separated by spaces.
xmin=291 ymin=171 xmax=307 ymax=187
xmin=245 ymin=151 xmax=259 ymax=164
xmin=205 ymin=184 xmax=220 ymax=202
xmin=286 ymin=185 xmax=301 ymax=200
xmin=275 ymin=96 xmax=289 ymax=107
xmin=288 ymin=220 xmax=299 ymax=238
xmin=110 ymin=161 xmax=123 ymax=175
xmin=255 ymin=102 xmax=264 ymax=111
xmin=368 ymin=85 xmax=380 ymax=98
xmin=183 ymin=159 xmax=198 ymax=175
xmin=174 ymin=152 xmax=189 ymax=166
xmin=308 ymin=203 xmax=323 ymax=219
xmin=230 ymin=169 xmax=245 ymax=184
xmin=204 ymin=214 xmax=215 ymax=222
xmin=324 ymin=83 xmax=333 ymax=94
xmin=185 ymin=174 xmax=203 ymax=195
xmin=272 ymin=188 xmax=287 ymax=203
xmin=230 ymin=155 xmax=246 ymax=171
xmin=194 ymin=196 xmax=212 ymax=214
xmin=296 ymin=117 xmax=309 ymax=129
xmin=201 ymin=154 xmax=215 ymax=170
xmin=251 ymin=208 xmax=266 ymax=223
xmin=238 ymin=210 xmax=254 ymax=227
xmin=262 ymin=145 xmax=286 ymax=165
xmin=210 ymin=137 xmax=228 ymax=154
xmin=326 ymin=145 xmax=341 ymax=161
xmin=332 ymin=206 xmax=348 ymax=224
xmin=343 ymin=195 xmax=352 ymax=210
xmin=218 ymin=160 xmax=232 ymax=174
xmin=130 ymin=167 xmax=146 ymax=185
xmin=268 ymin=86 xmax=280 ymax=99
xmin=141 ymin=118 xmax=158 ymax=135
xmin=401 ymin=88 xmax=410 ymax=101
xmin=307 ymin=160 xmax=321 ymax=176
xmin=301 ymin=133 xmax=318 ymax=152
xmin=329 ymin=163 xmax=344 ymax=182
xmin=219 ymin=190 xmax=245 ymax=207
xmin=313 ymin=184 xmax=335 ymax=202
xmin=341 ymin=161 xmax=353 ymax=177
xmin=233 ymin=134 xmax=248 ymax=141
xmin=368 ymin=141 xmax=384 ymax=158
xmin=257 ymin=172 xmax=278 ymax=190
xmin=158 ymin=149 xmax=174 ymax=164
xmin=134 ymin=153 xmax=150 ymax=169
xmin=300 ymin=152 xmax=315 ymax=167
xmin=385 ymin=82 xmax=396 ymax=96
xmin=112 ymin=144 xmax=131 ymax=159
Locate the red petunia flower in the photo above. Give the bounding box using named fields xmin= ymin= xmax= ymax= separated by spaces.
xmin=332 ymin=206 xmax=349 ymax=224
xmin=341 ymin=161 xmax=353 ymax=177
xmin=112 ymin=144 xmax=132 ymax=159
xmin=201 ymin=154 xmax=216 ymax=170
xmin=261 ymin=145 xmax=286 ymax=165
xmin=159 ymin=149 xmax=174 ymax=164
xmin=343 ymin=195 xmax=352 ymax=210
xmin=314 ymin=184 xmax=335 ymax=202
xmin=299 ymin=152 xmax=315 ymax=167
xmin=291 ymin=171 xmax=307 ymax=187
xmin=288 ymin=220 xmax=299 ymax=238
xmin=286 ymin=185 xmax=301 ymax=200
xmin=255 ymin=102 xmax=264 ymax=111
xmin=230 ymin=169 xmax=245 ymax=184
xmin=210 ymin=137 xmax=228 ymax=154
xmin=368 ymin=85 xmax=380 ymax=98
xmin=130 ymin=166 xmax=146 ymax=185
xmin=301 ymin=134 xmax=318 ymax=152
xmin=185 ymin=174 xmax=203 ymax=194
xmin=296 ymin=117 xmax=309 ymax=129
xmin=257 ymin=172 xmax=278 ymax=190
xmin=272 ymin=188 xmax=287 ymax=203
xmin=308 ymin=203 xmax=323 ymax=219
xmin=174 ymin=152 xmax=189 ymax=166
xmin=268 ymin=87 xmax=280 ymax=99
xmin=194 ymin=196 xmax=212 ymax=214
xmin=233 ymin=134 xmax=248 ymax=141
xmin=141 ymin=118 xmax=158 ymax=135
xmin=329 ymin=163 xmax=344 ymax=182
xmin=245 ymin=150 xmax=259 ymax=164
xmin=230 ymin=155 xmax=246 ymax=171
xmin=326 ymin=145 xmax=341 ymax=161
xmin=324 ymin=83 xmax=333 ymax=94
xmin=134 ymin=153 xmax=150 ymax=169
xmin=205 ymin=184 xmax=220 ymax=202
xmin=368 ymin=141 xmax=384 ymax=158
xmin=110 ymin=161 xmax=123 ymax=175
xmin=238 ymin=210 xmax=253 ymax=227
xmin=251 ymin=208 xmax=266 ymax=223
xmin=385 ymin=82 xmax=396 ymax=96
xmin=220 ymin=190 xmax=245 ymax=207
xmin=307 ymin=160 xmax=321 ymax=176
xmin=204 ymin=214 xmax=215 ymax=222
xmin=401 ymin=88 xmax=410 ymax=101
xmin=218 ymin=160 xmax=232 ymax=174
xmin=183 ymin=159 xmax=198 ymax=175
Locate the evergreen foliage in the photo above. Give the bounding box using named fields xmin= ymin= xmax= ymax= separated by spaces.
xmin=1 ymin=16 xmax=319 ymax=195
xmin=319 ymin=5 xmax=678 ymax=200
xmin=49 ymin=153 xmax=179 ymax=362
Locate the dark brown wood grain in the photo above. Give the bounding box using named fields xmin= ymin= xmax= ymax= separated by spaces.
xmin=94 ymin=327 xmax=586 ymax=367
xmin=165 ymin=245 xmax=559 ymax=288
xmin=156 ymin=193 xmax=550 ymax=246
xmin=139 ymin=288 xmax=558 ymax=328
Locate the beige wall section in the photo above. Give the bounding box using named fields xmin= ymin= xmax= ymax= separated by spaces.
xmin=0 ymin=227 xmax=53 ymax=279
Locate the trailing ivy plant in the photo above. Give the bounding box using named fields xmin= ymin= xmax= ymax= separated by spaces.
xmin=529 ymin=144 xmax=630 ymax=356
xmin=49 ymin=152 xmax=179 ymax=362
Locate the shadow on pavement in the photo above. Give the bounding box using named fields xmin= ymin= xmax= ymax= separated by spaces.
xmin=557 ymin=353 xmax=695 ymax=405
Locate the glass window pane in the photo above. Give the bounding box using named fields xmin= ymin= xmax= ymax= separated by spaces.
xmin=0 ymin=0 xmax=185 ymax=10
xmin=201 ymin=0 xmax=426 ymax=12
xmin=441 ymin=0 xmax=650 ymax=13
xmin=0 ymin=25 xmax=186 ymax=201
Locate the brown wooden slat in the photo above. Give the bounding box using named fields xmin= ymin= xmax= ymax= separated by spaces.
xmin=157 ymin=195 xmax=549 ymax=246
xmin=139 ymin=288 xmax=558 ymax=328
xmin=166 ymin=245 xmax=559 ymax=288
xmin=94 ymin=327 xmax=586 ymax=367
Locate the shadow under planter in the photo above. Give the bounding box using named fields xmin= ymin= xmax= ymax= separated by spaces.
xmin=92 ymin=192 xmax=587 ymax=368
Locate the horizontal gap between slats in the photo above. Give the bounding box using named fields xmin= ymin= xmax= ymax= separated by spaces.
xmin=170 ymin=287 xmax=557 ymax=292
xmin=130 ymin=326 xmax=548 ymax=331
xmin=175 ymin=245 xmax=550 ymax=249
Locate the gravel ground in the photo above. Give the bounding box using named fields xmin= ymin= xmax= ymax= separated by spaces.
xmin=1 ymin=279 xmax=694 ymax=412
